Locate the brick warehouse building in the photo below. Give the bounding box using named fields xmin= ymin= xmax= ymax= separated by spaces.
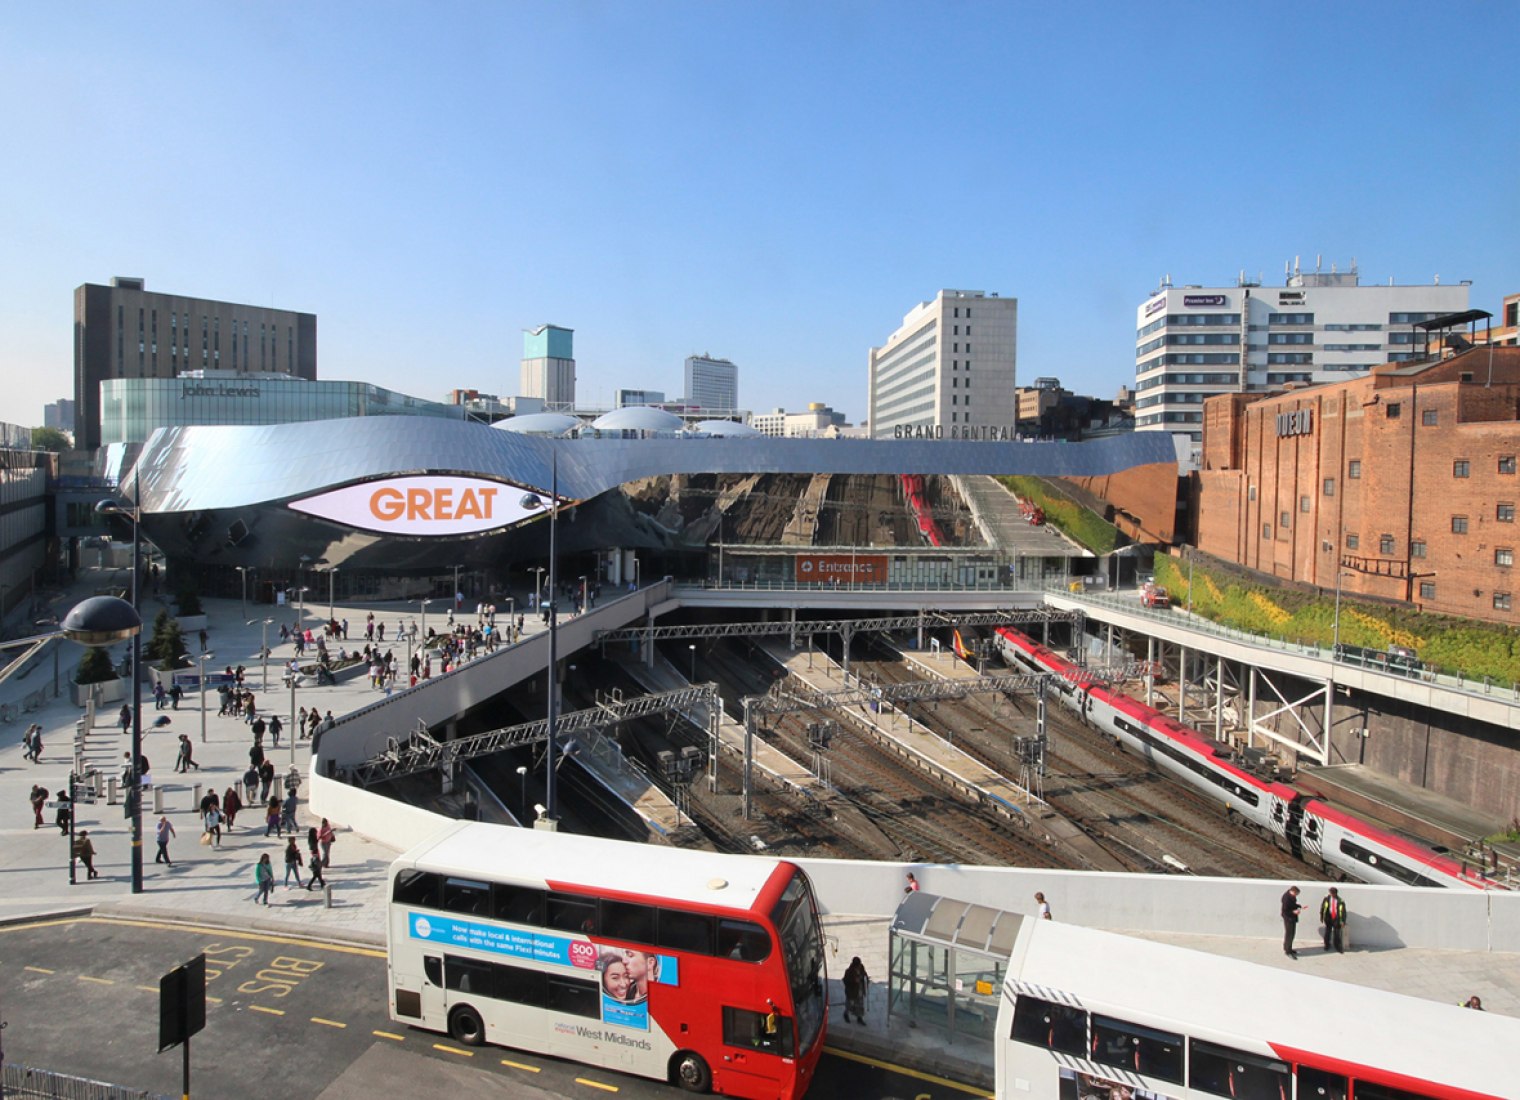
xmin=1195 ymin=344 xmax=1520 ymax=625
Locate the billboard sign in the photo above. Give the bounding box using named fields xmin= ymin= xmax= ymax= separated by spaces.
xmin=794 ymin=554 xmax=889 ymax=584
xmin=288 ymin=476 xmax=569 ymax=537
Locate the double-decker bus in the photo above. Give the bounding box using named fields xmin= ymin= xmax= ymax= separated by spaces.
xmin=387 ymin=821 xmax=827 ymax=1098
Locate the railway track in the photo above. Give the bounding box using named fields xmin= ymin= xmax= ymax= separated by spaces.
xmin=855 ymin=642 xmax=1327 ymax=881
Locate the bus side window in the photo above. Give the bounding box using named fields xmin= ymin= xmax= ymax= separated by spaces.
xmin=1010 ymin=995 xmax=1086 ymax=1058
xmin=1190 ymin=1040 xmax=1290 ymax=1100
xmin=547 ymin=893 xmax=598 ymax=935
xmin=393 ymin=869 xmax=440 ymax=908
xmin=717 ymin=919 xmax=772 ymax=962
xmin=493 ymin=884 xmax=546 ymax=927
xmin=722 ymin=1006 xmax=795 ymax=1058
xmin=1297 ymin=1067 xmax=1348 ymax=1100
xmin=445 ymin=954 xmax=497 ymax=998
xmin=443 ymin=876 xmax=491 ymax=916
xmin=659 ymin=908 xmax=715 ymax=955
xmin=602 ymin=900 xmax=656 ymax=945
xmin=423 ymin=955 xmax=442 ymax=987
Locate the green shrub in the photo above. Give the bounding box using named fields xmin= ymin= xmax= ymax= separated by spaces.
xmin=75 ymin=647 xmax=118 ymax=686
xmin=996 ymin=476 xmax=1119 ymax=555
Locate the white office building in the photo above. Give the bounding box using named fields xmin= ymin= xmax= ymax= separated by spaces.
xmin=683 ymin=355 xmax=738 ymax=412
xmin=866 ymin=289 xmax=1018 ymax=440
xmin=750 ymin=403 xmax=849 ymax=438
xmin=1135 ymin=261 xmax=1469 ymax=440
xmin=521 ymin=324 xmax=576 ymax=408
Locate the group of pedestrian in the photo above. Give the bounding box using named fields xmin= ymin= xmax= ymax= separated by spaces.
xmin=1280 ymin=884 xmax=1349 ymax=958
xmin=21 ymin=724 xmax=43 ymax=762
xmin=253 ymin=818 xmax=335 ymax=905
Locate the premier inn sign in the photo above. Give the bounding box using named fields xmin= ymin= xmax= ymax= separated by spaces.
xmin=288 ymin=476 xmax=566 ymax=537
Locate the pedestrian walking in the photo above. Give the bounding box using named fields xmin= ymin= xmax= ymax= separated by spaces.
xmin=203 ymin=805 xmax=223 ymax=847
xmin=248 ymin=740 xmax=265 ymax=771
xmin=283 ymin=766 xmax=302 ymax=798
xmin=283 ymin=838 xmax=305 ymax=887
xmin=175 ymin=734 xmax=199 ymax=772
xmin=306 ymin=847 xmax=327 ymax=891
xmin=842 ymin=957 xmax=870 ymax=1024
xmin=253 ymin=853 xmax=274 ymax=906
xmin=281 ymin=790 xmax=298 ymax=834
xmin=155 ymin=815 xmax=176 ymax=864
xmin=1281 ymin=886 xmax=1303 ymax=959
xmin=153 ymin=682 xmax=166 ymax=710
xmin=1320 ymin=887 xmax=1348 ymax=953
xmin=198 ymin=628 xmax=209 ymax=653
xmin=30 ymin=784 xmax=47 ymax=828
xmin=265 ymin=798 xmax=282 ymax=837
xmin=243 ymin=764 xmax=259 ymax=804
xmin=119 ymin=703 xmax=132 ymax=733
xmin=259 ymin=759 xmax=276 ymax=803
xmin=317 ymin=818 xmax=336 ymax=867
xmin=307 ymin=825 xmax=320 ymax=864
xmin=1035 ymin=892 xmax=1053 ymax=920
xmin=169 ymin=682 xmax=183 ymax=710
xmin=269 ymin=714 xmax=282 ymax=748
xmin=222 ymin=785 xmax=242 ymax=830
xmin=73 ymin=830 xmax=100 ymax=879
xmin=23 ymin=723 xmax=42 ymax=762
xmin=55 ymin=789 xmax=72 ymax=835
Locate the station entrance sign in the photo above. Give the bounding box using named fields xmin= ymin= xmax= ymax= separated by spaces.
xmin=794 ymin=554 xmax=888 ymax=584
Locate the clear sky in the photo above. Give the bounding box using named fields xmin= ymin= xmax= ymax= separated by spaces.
xmin=3 ymin=3 xmax=1516 ymax=429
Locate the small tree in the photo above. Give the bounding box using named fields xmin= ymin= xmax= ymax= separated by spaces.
xmin=176 ymin=586 xmax=203 ymax=616
xmin=75 ymin=647 xmax=117 ymax=685
xmin=146 ymin=608 xmax=187 ymax=671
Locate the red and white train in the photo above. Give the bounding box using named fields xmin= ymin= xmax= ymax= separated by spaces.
xmin=997 ymin=910 xmax=1518 ymax=1099
xmin=993 ymin=627 xmax=1496 ymax=890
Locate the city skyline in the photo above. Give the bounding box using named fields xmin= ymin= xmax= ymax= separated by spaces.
xmin=2 ymin=4 xmax=1516 ymax=430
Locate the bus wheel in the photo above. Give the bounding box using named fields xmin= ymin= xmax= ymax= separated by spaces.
xmin=449 ymin=1004 xmax=485 ymax=1046
xmin=673 ymin=1050 xmax=712 ymax=1093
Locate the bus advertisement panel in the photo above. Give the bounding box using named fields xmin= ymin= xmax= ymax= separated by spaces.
xmin=387 ymin=823 xmax=826 ymax=1099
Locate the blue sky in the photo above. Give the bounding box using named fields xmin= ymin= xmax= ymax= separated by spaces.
xmin=3 ymin=3 xmax=1516 ymax=428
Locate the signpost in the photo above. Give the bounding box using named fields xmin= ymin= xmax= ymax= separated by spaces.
xmin=159 ymin=953 xmax=206 ymax=1099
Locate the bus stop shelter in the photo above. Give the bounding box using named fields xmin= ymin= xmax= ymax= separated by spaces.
xmin=888 ymin=891 xmax=1024 ymax=1042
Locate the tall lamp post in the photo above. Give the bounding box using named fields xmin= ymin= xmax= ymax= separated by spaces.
xmin=579 ymin=575 xmax=587 ymax=614
xmin=198 ymin=650 xmax=214 ymax=743
xmin=520 ymin=445 xmax=562 ymax=830
xmin=419 ymin=598 xmax=433 ymax=647
xmin=532 ymin=566 xmax=546 ymax=610
xmin=249 ymin=618 xmax=273 ymax=689
xmin=235 ymin=566 xmax=251 ymax=623
xmin=324 ymin=567 xmax=339 ymax=623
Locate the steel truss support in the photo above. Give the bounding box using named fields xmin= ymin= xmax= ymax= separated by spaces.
xmin=594 ymin=608 xmax=1081 ymax=647
xmin=1246 ymin=665 xmax=1329 ymax=766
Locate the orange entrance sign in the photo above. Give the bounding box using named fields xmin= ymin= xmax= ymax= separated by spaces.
xmin=794 ymin=554 xmax=888 ymax=584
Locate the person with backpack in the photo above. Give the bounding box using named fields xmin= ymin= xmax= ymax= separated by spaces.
xmin=253 ymin=853 xmax=274 ymax=906
xmin=842 ymin=957 xmax=870 ymax=1024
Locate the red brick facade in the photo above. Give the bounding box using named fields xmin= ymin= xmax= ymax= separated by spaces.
xmin=1196 ymin=346 xmax=1520 ymax=624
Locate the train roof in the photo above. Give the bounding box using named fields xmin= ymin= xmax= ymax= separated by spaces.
xmin=393 ymin=821 xmax=790 ymax=913
xmin=1009 ymin=918 xmax=1518 ymax=1094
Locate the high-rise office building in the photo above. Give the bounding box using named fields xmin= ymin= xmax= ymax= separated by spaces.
xmin=43 ymin=398 xmax=75 ymax=434
xmin=1135 ymin=260 xmax=1469 ymax=442
xmin=73 ymin=276 xmax=317 ymax=451
xmin=520 ymin=325 xmax=576 ymax=408
xmin=866 ymin=289 xmax=1018 ymax=440
xmin=683 ymin=354 xmax=738 ymax=412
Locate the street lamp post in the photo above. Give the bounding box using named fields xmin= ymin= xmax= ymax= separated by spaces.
xmin=579 ymin=575 xmax=587 ymax=614
xmin=325 ymin=567 xmax=339 ymax=623
xmin=251 ymin=618 xmax=273 ymax=690
xmin=198 ymin=651 xmax=214 ymax=743
xmin=532 ymin=567 xmax=546 ymax=611
xmin=235 ymin=566 xmax=251 ymax=623
xmin=419 ymin=598 xmax=432 ymax=649
xmin=453 ymin=564 xmax=462 ymax=616
xmin=516 ymin=764 xmax=528 ymax=820
xmin=633 ymin=557 xmax=641 ymax=590
xmin=298 ymin=555 xmax=312 ymax=621
xmin=1333 ymin=569 xmax=1345 ymax=657
xmin=688 ymin=643 xmax=697 ymax=681
xmin=519 ymin=446 xmax=562 ymax=829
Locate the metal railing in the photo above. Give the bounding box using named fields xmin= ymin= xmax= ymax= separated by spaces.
xmin=3 ymin=1063 xmax=171 ymax=1100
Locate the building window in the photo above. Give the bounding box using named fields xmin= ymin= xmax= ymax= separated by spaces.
xmin=1346 ymin=534 xmax=1360 ymax=550
xmin=1411 ymin=540 xmax=1427 ymax=559
xmin=1386 ymin=403 xmax=1401 ymax=419
xmin=1248 ymin=486 xmax=1257 ymax=501
xmin=1496 ymin=593 xmax=1512 ymax=612
xmin=1422 ymin=409 xmax=1438 ymax=426
xmin=1280 ymin=511 xmax=1291 ymax=528
xmin=1323 ymin=478 xmax=1335 ymax=497
xmin=1379 ymin=534 xmax=1395 ymax=555
xmin=1347 ymin=460 xmax=1362 ymax=479
xmin=1500 ymin=504 xmax=1516 ymax=523
xmin=1497 ymin=548 xmax=1514 ymax=568
xmin=1452 ymin=515 xmax=1469 ymax=534
xmin=1453 ymin=460 xmax=1470 ymax=478
xmin=1263 ymin=524 xmax=1272 ymax=540
xmin=1501 ymin=456 xmax=1517 ymax=475
xmin=1300 ymin=496 xmax=1311 ymax=513
xmin=1420 ymin=581 xmax=1436 ymax=600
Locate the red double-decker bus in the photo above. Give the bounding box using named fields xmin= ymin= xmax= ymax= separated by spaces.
xmin=387 ymin=821 xmax=827 ymax=1098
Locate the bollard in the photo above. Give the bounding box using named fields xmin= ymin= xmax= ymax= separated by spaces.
xmin=107 ymin=776 xmax=119 ymax=805
xmin=153 ymin=786 xmax=165 ymax=814
xmin=324 ymin=883 xmax=333 ymax=909
xmin=192 ymin=782 xmax=202 ymax=808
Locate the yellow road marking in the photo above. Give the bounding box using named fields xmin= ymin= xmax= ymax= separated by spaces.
xmin=207 ymin=995 xmax=223 ymax=1004
xmin=576 ymin=1079 xmax=619 ymax=1093
xmin=373 ymin=1030 xmax=406 ymax=1041
xmin=824 ymin=1046 xmax=993 ymax=1097
xmin=433 ymin=1043 xmax=475 ymax=1057
xmin=311 ymin=1017 xmax=347 ymax=1029
xmin=249 ymin=1005 xmax=284 ymax=1016
xmin=136 ymin=985 xmax=158 ymax=993
xmin=24 ymin=966 xmax=54 ymax=974
xmin=78 ymin=975 xmax=114 ymax=985
xmin=0 ymin=916 xmax=384 ymax=958
xmin=501 ymin=1058 xmax=542 ymax=1073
